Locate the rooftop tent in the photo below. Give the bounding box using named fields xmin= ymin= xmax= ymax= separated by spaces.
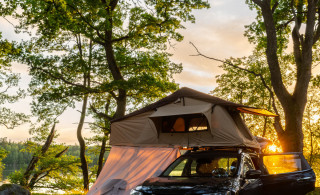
xmin=88 ymin=87 xmax=276 ymax=195
xmin=110 ymin=87 xmax=276 ymax=149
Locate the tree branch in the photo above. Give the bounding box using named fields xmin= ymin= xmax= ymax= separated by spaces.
xmin=253 ymin=0 xmax=292 ymax=110
xmin=90 ymin=104 xmax=112 ymax=120
xmin=276 ymin=17 xmax=294 ymax=31
xmin=293 ymin=0 xmax=316 ymax=102
xmin=54 ymin=147 xmax=69 ymax=158
xmin=252 ymin=0 xmax=263 ymax=7
xmin=88 ymin=122 xmax=109 ymax=130
xmin=190 ymin=42 xmax=285 ymax=135
xmin=64 ymin=3 xmax=106 ymax=45
xmin=271 ymin=1 xmax=279 ymax=14
xmin=31 ymin=66 xmax=99 ymax=94
xmin=313 ymin=6 xmax=320 ymax=44
xmin=112 ymin=35 xmax=131 ymax=43
xmin=23 ymin=124 xmax=56 ymax=186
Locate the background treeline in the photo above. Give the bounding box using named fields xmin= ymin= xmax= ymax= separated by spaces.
xmin=0 ymin=138 xmax=109 ymax=182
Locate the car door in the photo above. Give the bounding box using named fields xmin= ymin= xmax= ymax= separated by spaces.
xmin=259 ymin=152 xmax=316 ymax=195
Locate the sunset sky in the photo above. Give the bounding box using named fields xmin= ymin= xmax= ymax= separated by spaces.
xmin=0 ymin=0 xmax=258 ymax=144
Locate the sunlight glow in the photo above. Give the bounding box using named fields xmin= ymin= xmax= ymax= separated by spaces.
xmin=266 ymin=144 xmax=282 ymax=153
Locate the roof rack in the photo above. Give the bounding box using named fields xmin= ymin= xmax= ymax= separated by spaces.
xmin=179 ymin=146 xmax=258 ymax=153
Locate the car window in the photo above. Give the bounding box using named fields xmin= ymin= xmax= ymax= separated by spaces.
xmin=168 ymin=159 xmax=188 ymax=176
xmin=263 ymin=154 xmax=302 ymax=174
xmin=162 ymin=154 xmax=239 ymax=178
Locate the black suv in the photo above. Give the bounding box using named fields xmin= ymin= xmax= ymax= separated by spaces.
xmin=130 ymin=149 xmax=316 ymax=195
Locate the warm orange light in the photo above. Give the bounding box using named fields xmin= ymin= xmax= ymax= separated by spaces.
xmin=269 ymin=145 xmax=277 ymax=152
xmin=265 ymin=144 xmax=282 ymax=153
xmin=263 ymin=154 xmax=301 ymax=174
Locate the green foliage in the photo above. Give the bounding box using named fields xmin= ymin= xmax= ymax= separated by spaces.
xmin=8 ymin=0 xmax=209 ymax=109
xmin=303 ymin=80 xmax=320 ymax=187
xmin=245 ymin=0 xmax=293 ymax=53
xmin=0 ymin=146 xmax=8 ymax=181
xmin=0 ymin=138 xmax=108 ymax=192
xmin=0 ymin=138 xmax=32 ymax=181
xmin=0 ymin=34 xmax=28 ymax=129
xmin=7 ymin=138 xmax=82 ymax=191
xmin=307 ymin=188 xmax=320 ymax=195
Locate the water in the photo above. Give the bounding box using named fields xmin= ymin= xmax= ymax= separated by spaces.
xmin=2 ymin=163 xmax=27 ymax=181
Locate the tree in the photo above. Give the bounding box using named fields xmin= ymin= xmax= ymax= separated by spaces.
xmin=4 ymin=0 xmax=210 ymax=191
xmin=8 ymin=124 xmax=82 ymax=192
xmin=0 ymin=33 xmax=28 ymax=181
xmin=212 ymin=54 xmax=320 ymax=185
xmin=244 ymin=0 xmax=320 ymax=152
xmin=0 ymin=34 xmax=28 ymax=129
xmin=0 ymin=146 xmax=8 ymax=181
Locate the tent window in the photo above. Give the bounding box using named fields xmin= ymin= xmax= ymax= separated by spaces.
xmin=162 ymin=114 xmax=208 ymax=133
xmin=172 ymin=117 xmax=185 ymax=132
xmin=189 ymin=117 xmax=207 ymax=132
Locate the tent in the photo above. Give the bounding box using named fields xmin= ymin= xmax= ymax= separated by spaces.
xmin=87 ymin=87 xmax=276 ymax=195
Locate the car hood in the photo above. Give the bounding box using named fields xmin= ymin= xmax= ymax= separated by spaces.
xmin=137 ymin=176 xmax=236 ymax=194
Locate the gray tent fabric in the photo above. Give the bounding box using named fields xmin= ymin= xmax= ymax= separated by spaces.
xmin=112 ymin=87 xmax=276 ymax=123
xmin=87 ymin=146 xmax=180 ymax=195
xmin=110 ymin=91 xmax=260 ymax=148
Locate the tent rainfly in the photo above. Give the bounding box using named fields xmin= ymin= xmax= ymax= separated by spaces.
xmin=88 ymin=87 xmax=276 ymax=195
xmin=110 ymin=87 xmax=276 ymax=149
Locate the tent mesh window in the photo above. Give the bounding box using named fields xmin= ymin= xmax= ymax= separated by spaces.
xmin=161 ymin=114 xmax=209 ymax=133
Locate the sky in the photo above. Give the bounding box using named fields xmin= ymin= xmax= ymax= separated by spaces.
xmin=0 ymin=0 xmax=258 ymax=144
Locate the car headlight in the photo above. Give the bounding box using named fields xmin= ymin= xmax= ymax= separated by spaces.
xmin=130 ymin=186 xmax=143 ymax=195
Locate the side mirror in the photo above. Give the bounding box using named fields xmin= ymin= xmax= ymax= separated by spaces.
xmin=245 ymin=170 xmax=261 ymax=179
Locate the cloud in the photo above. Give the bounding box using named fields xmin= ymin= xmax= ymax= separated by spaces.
xmin=54 ymin=125 xmax=94 ymax=145
xmin=170 ymin=1 xmax=256 ymax=92
xmin=0 ymin=124 xmax=31 ymax=142
xmin=0 ymin=17 xmax=30 ymax=41
xmin=172 ymin=65 xmax=221 ymax=94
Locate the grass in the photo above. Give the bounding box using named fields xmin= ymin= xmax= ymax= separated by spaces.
xmin=307 ymin=187 xmax=320 ymax=195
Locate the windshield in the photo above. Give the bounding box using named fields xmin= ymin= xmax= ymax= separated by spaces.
xmin=162 ymin=153 xmax=239 ymax=178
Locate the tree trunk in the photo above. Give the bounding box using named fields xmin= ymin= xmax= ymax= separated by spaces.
xmin=281 ymin=107 xmax=304 ymax=152
xmin=114 ymin=89 xmax=126 ymax=119
xmin=75 ymin=35 xmax=91 ymax=191
xmin=28 ymin=147 xmax=69 ymax=189
xmin=22 ymin=124 xmax=56 ymax=188
xmin=96 ymin=96 xmax=111 ymax=178
xmin=252 ymin=0 xmax=316 ymax=152
xmin=77 ymin=94 xmax=89 ymax=191
xmin=103 ymin=0 xmax=126 ymax=119
xmin=97 ymin=131 xmax=107 ymax=178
